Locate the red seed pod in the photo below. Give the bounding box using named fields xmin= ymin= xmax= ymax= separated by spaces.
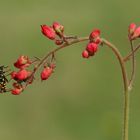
xmin=131 ymin=26 xmax=140 ymax=40
xmin=90 ymin=29 xmax=101 ymax=39
xmin=41 ymin=25 xmax=56 ymax=40
xmin=19 ymin=55 xmax=29 ymax=64
xmin=86 ymin=43 xmax=98 ymax=53
xmin=11 ymin=82 xmax=23 ymax=95
xmin=15 ymin=69 xmax=31 ymax=81
xmin=82 ymin=50 xmax=89 ymax=58
xmin=53 ymin=22 xmax=64 ymax=34
xmin=11 ymin=88 xmax=23 ymax=95
xmin=14 ymin=55 xmax=31 ymax=69
xmin=11 ymin=71 xmax=17 ymax=79
xmin=41 ymin=66 xmax=53 ymax=80
xmin=129 ymin=23 xmax=136 ymax=35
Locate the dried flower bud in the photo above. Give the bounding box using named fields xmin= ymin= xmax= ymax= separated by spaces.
xmin=86 ymin=43 xmax=98 ymax=53
xmin=82 ymin=50 xmax=89 ymax=58
xmin=41 ymin=25 xmax=56 ymax=40
xmin=41 ymin=66 xmax=53 ymax=80
xmin=129 ymin=23 xmax=136 ymax=35
xmin=131 ymin=27 xmax=140 ymax=40
xmin=15 ymin=69 xmax=31 ymax=81
xmin=11 ymin=71 xmax=17 ymax=79
xmin=11 ymin=88 xmax=23 ymax=95
xmin=53 ymin=22 xmax=64 ymax=34
xmin=90 ymin=29 xmax=101 ymax=39
xmin=14 ymin=55 xmax=31 ymax=69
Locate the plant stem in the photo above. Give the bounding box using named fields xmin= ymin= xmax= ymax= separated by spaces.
xmin=128 ymin=40 xmax=136 ymax=90
xmin=102 ymin=38 xmax=129 ymax=140
xmin=124 ymin=43 xmax=140 ymax=62
xmin=123 ymin=89 xmax=129 ymax=140
xmin=28 ymin=37 xmax=89 ymax=82
xmin=102 ymin=39 xmax=128 ymax=91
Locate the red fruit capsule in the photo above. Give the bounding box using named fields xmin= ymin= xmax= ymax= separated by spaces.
xmin=41 ymin=25 xmax=56 ymax=40
xmin=14 ymin=55 xmax=31 ymax=69
xmin=90 ymin=29 xmax=101 ymax=39
xmin=15 ymin=69 xmax=31 ymax=81
xmin=11 ymin=71 xmax=17 ymax=79
xmin=11 ymin=88 xmax=23 ymax=95
xmin=82 ymin=50 xmax=89 ymax=58
xmin=86 ymin=43 xmax=98 ymax=53
xmin=53 ymin=22 xmax=64 ymax=34
xmin=131 ymin=26 xmax=140 ymax=40
xmin=129 ymin=23 xmax=136 ymax=35
xmin=41 ymin=67 xmax=53 ymax=80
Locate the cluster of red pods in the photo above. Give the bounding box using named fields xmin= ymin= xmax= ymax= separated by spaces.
xmin=82 ymin=29 xmax=101 ymax=58
xmin=10 ymin=56 xmax=55 ymax=95
xmin=2 ymin=21 xmax=139 ymax=95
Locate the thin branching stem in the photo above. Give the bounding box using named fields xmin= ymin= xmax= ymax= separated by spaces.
xmin=124 ymin=43 xmax=140 ymax=62
xmin=102 ymin=39 xmax=129 ymax=91
xmin=129 ymin=40 xmax=136 ymax=89
xmin=102 ymin=38 xmax=129 ymax=140
xmin=29 ymin=37 xmax=89 ymax=80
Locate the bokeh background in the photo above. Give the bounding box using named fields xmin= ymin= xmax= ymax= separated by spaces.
xmin=0 ymin=0 xmax=140 ymax=140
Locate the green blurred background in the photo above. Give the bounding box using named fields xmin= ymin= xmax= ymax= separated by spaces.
xmin=0 ymin=0 xmax=140 ymax=140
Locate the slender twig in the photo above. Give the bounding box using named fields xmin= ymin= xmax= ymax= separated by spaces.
xmin=102 ymin=39 xmax=128 ymax=91
xmin=27 ymin=37 xmax=89 ymax=83
xmin=129 ymin=40 xmax=136 ymax=89
xmin=34 ymin=37 xmax=89 ymax=72
xmin=64 ymin=35 xmax=78 ymax=39
xmin=124 ymin=44 xmax=140 ymax=61
xmin=102 ymin=38 xmax=129 ymax=140
xmin=33 ymin=56 xmax=41 ymax=61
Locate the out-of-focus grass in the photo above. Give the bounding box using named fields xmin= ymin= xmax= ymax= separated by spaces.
xmin=0 ymin=0 xmax=140 ymax=140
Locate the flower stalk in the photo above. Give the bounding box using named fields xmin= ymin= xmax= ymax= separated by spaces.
xmin=102 ymin=38 xmax=129 ymax=140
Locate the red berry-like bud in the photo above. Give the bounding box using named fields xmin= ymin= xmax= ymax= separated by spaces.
xmin=11 ymin=88 xmax=23 ymax=95
xmin=82 ymin=50 xmax=89 ymax=58
xmin=15 ymin=69 xmax=31 ymax=80
xmin=11 ymin=83 xmax=23 ymax=95
xmin=90 ymin=29 xmax=101 ymax=39
xmin=131 ymin=27 xmax=140 ymax=40
xmin=129 ymin=23 xmax=136 ymax=35
xmin=14 ymin=55 xmax=31 ymax=69
xmin=11 ymin=71 xmax=17 ymax=79
xmin=41 ymin=66 xmax=53 ymax=80
xmin=41 ymin=25 xmax=56 ymax=40
xmin=86 ymin=43 xmax=98 ymax=53
xmin=53 ymin=22 xmax=64 ymax=34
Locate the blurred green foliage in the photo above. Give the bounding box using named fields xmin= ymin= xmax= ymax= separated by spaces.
xmin=0 ymin=0 xmax=140 ymax=139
